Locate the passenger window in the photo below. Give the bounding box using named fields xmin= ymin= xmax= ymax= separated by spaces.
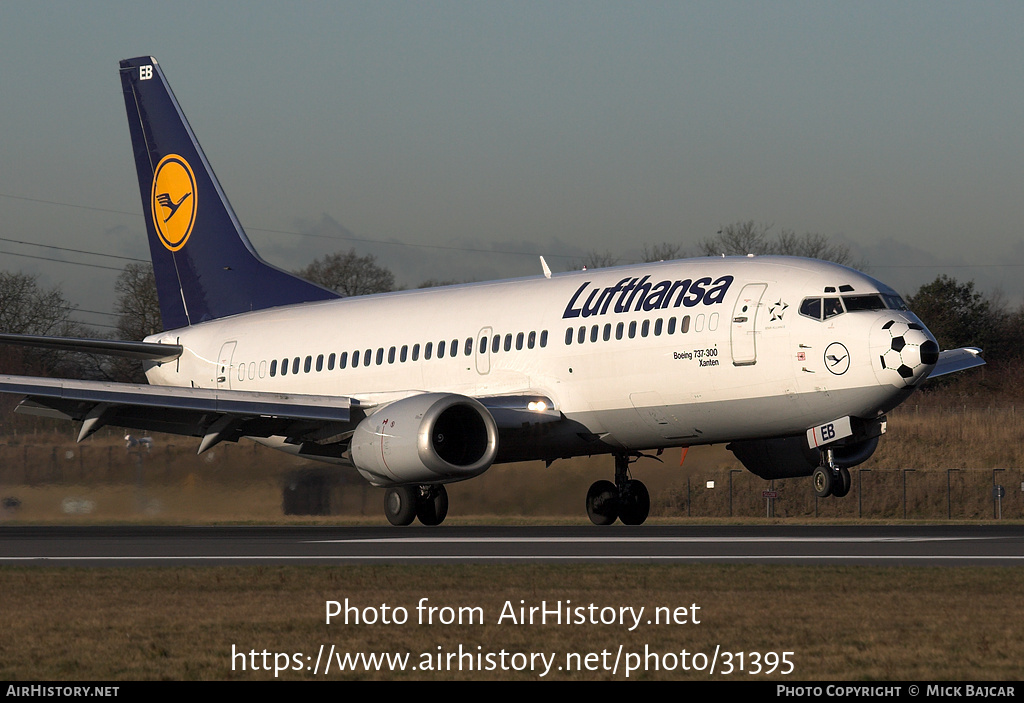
xmin=641 ymin=320 xmax=650 ymax=337
xmin=629 ymin=321 xmax=637 ymax=338
xmin=327 ymin=353 xmax=335 ymax=371
xmin=516 ymin=332 xmax=524 ymax=350
xmin=425 ymin=342 xmax=433 ymax=360
xmin=316 ymin=355 xmax=324 ymax=372
xmin=376 ymin=348 xmax=384 ymax=365
xmin=388 ymin=347 xmax=396 ymax=364
xmin=412 ymin=344 xmax=420 ymax=361
xmin=565 ymin=328 xmax=573 ymax=345
xmin=615 ymin=322 xmax=623 ymax=340
xmin=464 ymin=338 xmax=473 ymax=356
xmin=667 ymin=317 xmax=676 ymax=335
xmin=680 ymin=315 xmax=690 ymax=333
xmin=540 ymin=330 xmax=548 ymax=347
xmin=451 ymin=340 xmax=458 ymax=357
xmin=340 ymin=352 xmax=348 ymax=369
xmin=577 ymin=327 xmax=586 ymax=344
xmin=590 ymin=325 xmax=599 ymax=343
xmin=292 ymin=357 xmax=300 ymax=374
xmin=528 ymin=331 xmax=537 ymax=348
xmin=401 ymin=345 xmax=408 ymax=362
xmin=438 ymin=340 xmax=446 ymax=357
xmin=270 ymin=359 xmax=277 ymax=377
xmin=363 ymin=349 xmax=371 ymax=366
xmin=654 ymin=319 xmax=663 ymax=336
xmin=503 ymin=334 xmax=512 ymax=352
xmin=492 ymin=335 xmax=500 ymax=353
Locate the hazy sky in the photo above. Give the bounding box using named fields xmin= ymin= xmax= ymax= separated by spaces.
xmin=1 ymin=1 xmax=1023 ymax=332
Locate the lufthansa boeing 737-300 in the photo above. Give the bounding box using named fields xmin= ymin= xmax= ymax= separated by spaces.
xmin=0 ymin=57 xmax=985 ymax=526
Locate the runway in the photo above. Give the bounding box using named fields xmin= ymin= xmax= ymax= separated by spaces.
xmin=1 ymin=525 xmax=1023 ymax=566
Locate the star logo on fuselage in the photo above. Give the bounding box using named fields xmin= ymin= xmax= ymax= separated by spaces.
xmin=769 ymin=299 xmax=788 ymax=322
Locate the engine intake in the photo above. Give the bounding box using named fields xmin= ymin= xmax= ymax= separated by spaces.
xmin=350 ymin=393 xmax=499 ymax=486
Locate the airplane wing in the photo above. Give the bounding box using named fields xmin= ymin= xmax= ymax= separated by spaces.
xmin=0 ymin=374 xmax=356 ymax=453
xmin=928 ymin=347 xmax=985 ymax=379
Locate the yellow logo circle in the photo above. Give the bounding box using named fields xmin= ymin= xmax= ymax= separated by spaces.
xmin=151 ymin=155 xmax=197 ymax=251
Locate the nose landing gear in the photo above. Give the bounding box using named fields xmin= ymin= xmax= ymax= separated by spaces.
xmin=811 ymin=449 xmax=851 ymax=498
xmin=586 ymin=454 xmax=651 ymax=525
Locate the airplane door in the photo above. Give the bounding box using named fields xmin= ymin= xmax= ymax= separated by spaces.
xmin=730 ymin=283 xmax=767 ymax=366
xmin=216 ymin=341 xmax=237 ymax=389
xmin=475 ymin=327 xmax=492 ymax=375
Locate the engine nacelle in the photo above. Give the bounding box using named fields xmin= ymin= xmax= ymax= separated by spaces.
xmin=349 ymin=393 xmax=499 ymax=486
xmin=728 ymin=427 xmax=882 ymax=480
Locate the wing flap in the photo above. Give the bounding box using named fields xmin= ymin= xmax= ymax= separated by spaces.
xmin=0 ymin=374 xmax=353 ymax=451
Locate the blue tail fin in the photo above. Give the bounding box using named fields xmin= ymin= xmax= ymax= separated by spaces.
xmin=118 ymin=56 xmax=339 ymax=330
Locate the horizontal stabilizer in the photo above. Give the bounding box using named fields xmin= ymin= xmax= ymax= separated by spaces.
xmin=928 ymin=347 xmax=985 ymax=379
xmin=0 ymin=333 xmax=182 ymax=362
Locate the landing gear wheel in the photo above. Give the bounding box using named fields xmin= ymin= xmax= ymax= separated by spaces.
xmin=618 ymin=479 xmax=650 ymax=525
xmin=812 ymin=467 xmax=833 ymax=498
xmin=832 ymin=467 xmax=852 ymax=498
xmin=586 ymin=480 xmax=619 ymax=525
xmin=384 ymin=486 xmax=417 ymax=526
xmin=416 ymin=485 xmax=449 ymax=526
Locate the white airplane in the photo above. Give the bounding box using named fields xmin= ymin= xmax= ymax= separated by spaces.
xmin=0 ymin=57 xmax=985 ymax=526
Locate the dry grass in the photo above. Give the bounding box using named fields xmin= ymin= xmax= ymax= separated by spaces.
xmin=0 ymin=564 xmax=1021 ymax=681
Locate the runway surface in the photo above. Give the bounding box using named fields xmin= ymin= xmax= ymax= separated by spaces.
xmin=1 ymin=525 xmax=1022 ymax=566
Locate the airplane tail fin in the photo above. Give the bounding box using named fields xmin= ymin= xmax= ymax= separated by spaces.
xmin=118 ymin=56 xmax=339 ymax=330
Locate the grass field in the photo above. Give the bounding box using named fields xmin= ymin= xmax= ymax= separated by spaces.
xmin=1 ymin=564 xmax=1022 ymax=681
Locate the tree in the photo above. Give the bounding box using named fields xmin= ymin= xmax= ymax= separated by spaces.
xmin=0 ymin=271 xmax=87 ymax=378
xmin=641 ymin=242 xmax=685 ymax=262
xmin=297 ymin=249 xmax=395 ymax=297
xmin=566 ymin=250 xmax=620 ymax=271
xmin=906 ymin=275 xmax=1007 ymax=355
xmin=114 ymin=263 xmax=162 ymax=341
xmin=698 ymin=221 xmax=861 ymax=268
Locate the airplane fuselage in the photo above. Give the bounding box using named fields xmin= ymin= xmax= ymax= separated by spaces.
xmin=144 ymin=256 xmax=925 ymax=465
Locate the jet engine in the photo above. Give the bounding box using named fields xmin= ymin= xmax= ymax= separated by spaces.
xmin=349 ymin=393 xmax=499 ymax=486
xmin=727 ymin=420 xmax=883 ymax=480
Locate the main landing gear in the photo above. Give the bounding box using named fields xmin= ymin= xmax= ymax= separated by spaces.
xmin=384 ymin=484 xmax=449 ymax=526
xmin=811 ymin=449 xmax=851 ymax=499
xmin=586 ymin=453 xmax=651 ymax=525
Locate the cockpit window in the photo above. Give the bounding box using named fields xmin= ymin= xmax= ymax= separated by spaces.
xmin=823 ymin=297 xmax=843 ymax=319
xmin=842 ymin=294 xmax=886 ymax=312
xmin=799 ymin=297 xmax=822 ymax=320
xmin=883 ymin=293 xmax=909 ymax=311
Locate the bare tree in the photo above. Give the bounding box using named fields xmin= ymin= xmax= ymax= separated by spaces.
xmin=114 ymin=263 xmax=162 ymax=341
xmin=641 ymin=242 xmax=686 ymax=262
xmin=699 ymin=221 xmax=862 ymax=268
xmin=566 ymin=250 xmax=620 ymax=271
xmin=297 ymin=249 xmax=395 ymax=297
xmin=0 ymin=271 xmax=87 ymax=377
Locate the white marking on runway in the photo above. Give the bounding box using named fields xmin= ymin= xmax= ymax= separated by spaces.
xmin=308 ymin=536 xmax=995 ymax=544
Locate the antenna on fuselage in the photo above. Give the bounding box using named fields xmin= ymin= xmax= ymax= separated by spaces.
xmin=540 ymin=256 xmax=552 ymax=279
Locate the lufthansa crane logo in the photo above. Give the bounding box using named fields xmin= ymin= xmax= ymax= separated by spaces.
xmin=151 ymin=154 xmax=197 ymax=251
xmin=824 ymin=342 xmax=850 ymax=375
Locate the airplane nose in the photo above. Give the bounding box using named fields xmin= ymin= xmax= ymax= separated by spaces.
xmin=871 ymin=318 xmax=939 ymax=387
